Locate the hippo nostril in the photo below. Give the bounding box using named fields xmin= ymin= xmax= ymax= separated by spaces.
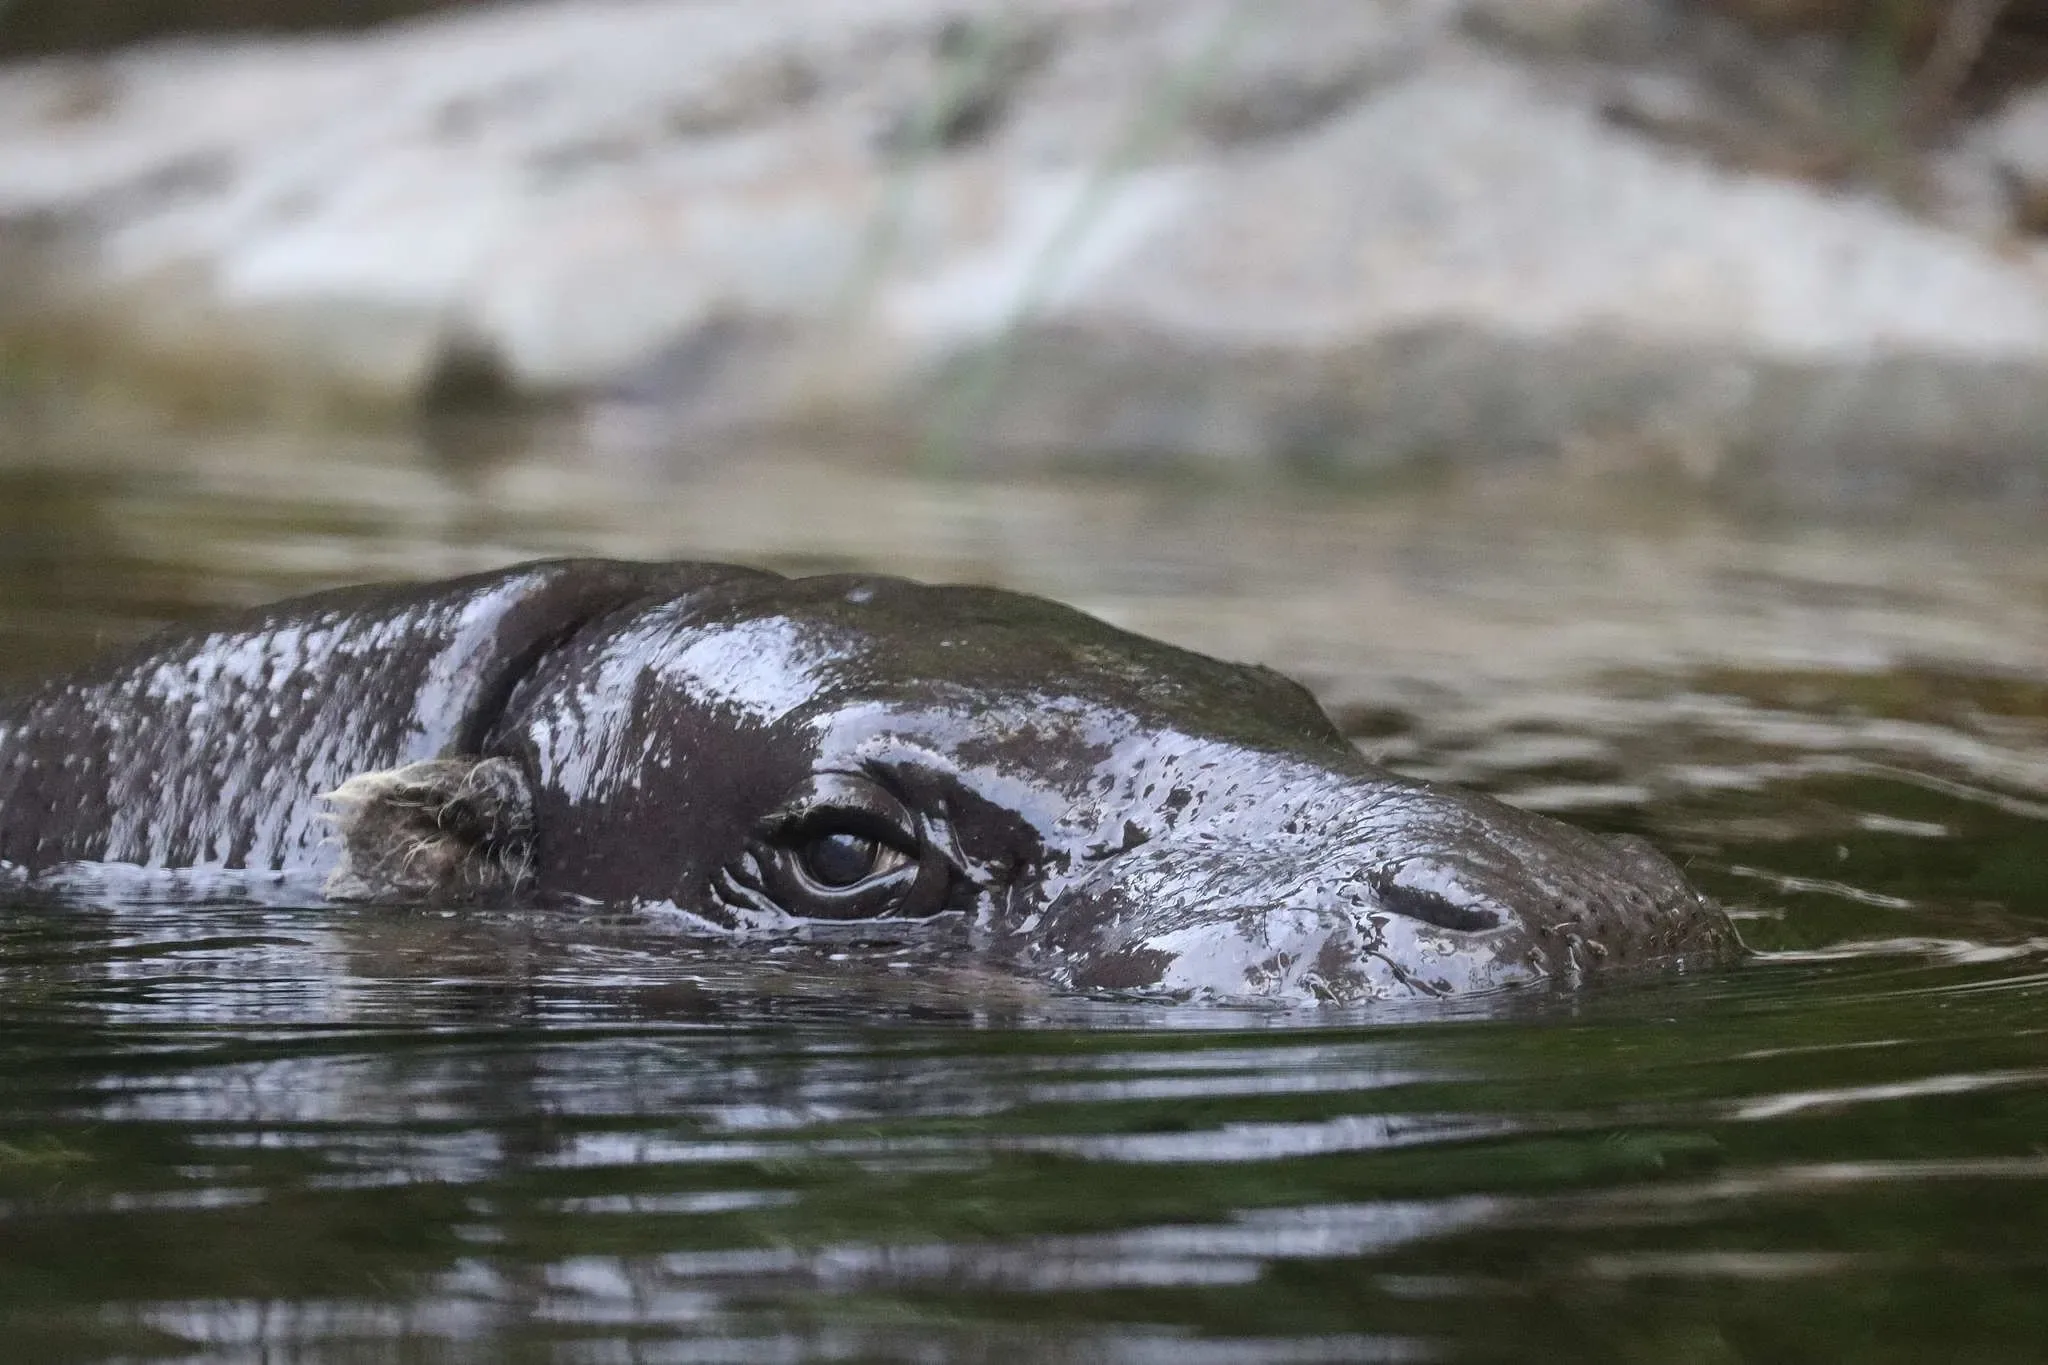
xmin=1373 ymin=879 xmax=1502 ymax=934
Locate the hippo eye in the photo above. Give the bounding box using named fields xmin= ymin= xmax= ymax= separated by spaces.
xmin=737 ymin=772 xmax=955 ymax=922
xmin=796 ymin=829 xmax=912 ymax=890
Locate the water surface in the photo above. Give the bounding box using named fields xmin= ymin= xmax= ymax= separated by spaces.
xmin=2 ymin=420 xmax=2046 ymax=1361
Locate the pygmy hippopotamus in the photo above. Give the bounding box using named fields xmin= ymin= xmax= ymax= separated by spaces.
xmin=0 ymin=560 xmax=1738 ymax=1004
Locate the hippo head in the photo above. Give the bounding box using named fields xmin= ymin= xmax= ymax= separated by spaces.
xmin=328 ymin=570 xmax=1737 ymax=1004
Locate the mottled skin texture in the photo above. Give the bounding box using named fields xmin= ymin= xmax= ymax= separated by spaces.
xmin=0 ymin=560 xmax=1740 ymax=1004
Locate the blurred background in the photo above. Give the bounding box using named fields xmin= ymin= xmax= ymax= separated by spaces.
xmin=3 ymin=0 xmax=2048 ymax=812
xmin=4 ymin=0 xmax=2048 ymax=778
xmin=6 ymin=0 xmax=2048 ymax=866
xmin=8 ymin=8 xmax=2048 ymax=1362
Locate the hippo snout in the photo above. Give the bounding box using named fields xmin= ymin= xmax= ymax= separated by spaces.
xmin=1022 ymin=778 xmax=1736 ymax=1006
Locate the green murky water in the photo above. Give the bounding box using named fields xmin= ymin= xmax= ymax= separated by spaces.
xmin=2 ymin=419 xmax=2046 ymax=1362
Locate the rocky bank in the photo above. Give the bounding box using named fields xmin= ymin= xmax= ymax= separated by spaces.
xmin=6 ymin=0 xmax=2048 ymax=503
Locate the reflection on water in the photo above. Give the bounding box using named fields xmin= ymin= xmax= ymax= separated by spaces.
xmin=2 ymin=418 xmax=2047 ymax=1360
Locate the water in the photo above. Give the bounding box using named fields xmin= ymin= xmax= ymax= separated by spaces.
xmin=2 ymin=417 xmax=2046 ymax=1362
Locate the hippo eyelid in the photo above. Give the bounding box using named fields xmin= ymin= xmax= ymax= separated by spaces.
xmin=776 ymin=804 xmax=917 ymax=857
xmin=761 ymin=770 xmax=920 ymax=853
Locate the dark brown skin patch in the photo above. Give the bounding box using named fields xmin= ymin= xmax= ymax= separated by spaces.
xmin=1067 ymin=947 xmax=1178 ymax=993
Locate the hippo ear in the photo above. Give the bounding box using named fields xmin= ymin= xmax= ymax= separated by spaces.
xmin=322 ymin=757 xmax=535 ymax=903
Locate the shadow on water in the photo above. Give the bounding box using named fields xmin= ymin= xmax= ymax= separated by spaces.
xmin=1 ymin=415 xmax=2046 ymax=1361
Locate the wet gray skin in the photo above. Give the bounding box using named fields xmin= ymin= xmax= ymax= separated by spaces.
xmin=0 ymin=560 xmax=1739 ymax=1004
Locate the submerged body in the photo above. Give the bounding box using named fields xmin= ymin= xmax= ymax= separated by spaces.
xmin=0 ymin=560 xmax=1738 ymax=1003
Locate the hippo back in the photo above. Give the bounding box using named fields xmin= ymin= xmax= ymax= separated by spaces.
xmin=0 ymin=561 xmax=737 ymax=878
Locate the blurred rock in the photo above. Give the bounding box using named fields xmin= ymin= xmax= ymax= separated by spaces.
xmin=1464 ymin=0 xmax=1629 ymax=54
xmin=1177 ymin=0 xmax=1429 ymax=146
xmin=0 ymin=0 xmax=486 ymax=58
xmin=1981 ymin=83 xmax=2048 ymax=231
xmin=1699 ymin=0 xmax=1935 ymax=42
xmin=2 ymin=0 xmax=2048 ymax=502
